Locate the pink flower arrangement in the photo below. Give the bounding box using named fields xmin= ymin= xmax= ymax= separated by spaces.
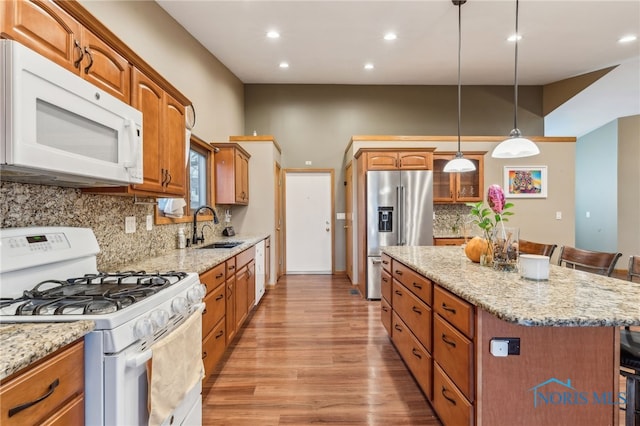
xmin=487 ymin=184 xmax=506 ymax=214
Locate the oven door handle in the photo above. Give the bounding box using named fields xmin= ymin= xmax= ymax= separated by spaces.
xmin=126 ymin=349 xmax=153 ymax=369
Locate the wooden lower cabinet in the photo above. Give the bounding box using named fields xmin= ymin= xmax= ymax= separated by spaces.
xmin=0 ymin=340 xmax=84 ymax=426
xmin=383 ymin=256 xmax=621 ymax=426
xmin=202 ymin=319 xmax=226 ymax=379
xmin=200 ymin=245 xmax=258 ymax=376
xmin=433 ymin=363 xmax=473 ymax=426
xmin=392 ymin=312 xmax=433 ymax=401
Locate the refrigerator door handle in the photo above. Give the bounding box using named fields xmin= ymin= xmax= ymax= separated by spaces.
xmin=371 ymin=258 xmax=382 ymax=264
xmin=396 ymin=185 xmax=402 ymax=245
xmin=399 ymin=185 xmax=405 ymax=245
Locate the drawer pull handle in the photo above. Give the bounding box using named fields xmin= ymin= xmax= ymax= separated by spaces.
xmin=441 ymin=386 xmax=457 ymax=406
xmin=8 ymin=378 xmax=60 ymax=417
xmin=215 ymin=330 xmax=224 ymax=339
xmin=382 ymin=277 xmax=388 ymax=283
xmin=441 ymin=303 xmax=457 ymax=314
xmin=382 ymin=260 xmax=389 ymax=265
xmin=229 ymin=265 xmax=236 ymax=271
xmin=412 ymin=348 xmax=422 ymax=359
xmin=394 ymin=290 xmax=403 ymax=296
xmin=215 ymin=273 xmax=224 ymax=279
xmin=441 ymin=334 xmax=457 ymax=347
xmin=412 ymin=306 xmax=422 ymax=315
xmin=215 ymin=294 xmax=224 ymax=301
xmin=202 ymin=308 xmax=207 ymax=315
xmin=382 ymin=306 xmax=389 ymax=312
xmin=412 ymin=282 xmax=422 ymax=290
xmin=394 ymin=270 xmax=403 ymax=275
xmin=203 ymin=351 xmax=207 ymax=359
xmin=394 ymin=324 xmax=402 ymax=332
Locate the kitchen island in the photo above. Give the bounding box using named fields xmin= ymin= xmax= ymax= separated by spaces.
xmin=382 ymin=246 xmax=639 ymax=426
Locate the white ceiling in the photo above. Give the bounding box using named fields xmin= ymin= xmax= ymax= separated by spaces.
xmin=156 ymin=0 xmax=640 ymax=135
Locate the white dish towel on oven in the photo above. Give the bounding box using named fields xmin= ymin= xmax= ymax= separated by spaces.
xmin=147 ymin=309 xmax=204 ymax=426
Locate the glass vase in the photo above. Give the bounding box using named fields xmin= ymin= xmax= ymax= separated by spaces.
xmin=492 ymin=226 xmax=519 ymax=272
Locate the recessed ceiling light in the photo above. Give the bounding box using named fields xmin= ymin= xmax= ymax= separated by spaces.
xmin=619 ymin=35 xmax=637 ymax=43
xmin=507 ymin=33 xmax=522 ymax=42
xmin=364 ymin=63 xmax=374 ymax=70
xmin=279 ymin=62 xmax=289 ymax=69
xmin=267 ymin=31 xmax=280 ymax=39
xmin=384 ymin=32 xmax=397 ymax=41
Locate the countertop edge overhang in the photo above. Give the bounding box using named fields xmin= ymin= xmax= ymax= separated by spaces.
xmin=0 ymin=320 xmax=95 ymax=381
xmin=382 ymin=246 xmax=640 ymax=327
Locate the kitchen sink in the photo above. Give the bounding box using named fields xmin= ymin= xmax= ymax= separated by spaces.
xmin=197 ymin=241 xmax=244 ymax=249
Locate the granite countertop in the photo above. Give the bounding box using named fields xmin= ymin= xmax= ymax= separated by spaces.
xmin=382 ymin=246 xmax=640 ymax=327
xmin=0 ymin=321 xmax=95 ymax=381
xmin=107 ymin=234 xmax=268 ymax=274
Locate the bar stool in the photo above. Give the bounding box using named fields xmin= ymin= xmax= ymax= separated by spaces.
xmin=556 ymin=245 xmax=622 ymax=276
xmin=518 ymin=239 xmax=557 ymax=258
xmin=621 ymin=255 xmax=640 ymax=426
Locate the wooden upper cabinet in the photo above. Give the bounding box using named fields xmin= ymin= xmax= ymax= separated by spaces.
xmin=2 ymin=0 xmax=81 ymax=72
xmin=213 ymin=144 xmax=251 ymax=205
xmin=2 ymin=0 xmax=130 ymax=103
xmin=163 ymin=94 xmax=187 ymax=196
xmin=79 ymin=29 xmax=130 ymax=102
xmin=433 ymin=152 xmax=484 ymax=203
xmin=366 ymin=150 xmax=433 ymax=171
xmin=131 ymin=68 xmax=186 ymax=197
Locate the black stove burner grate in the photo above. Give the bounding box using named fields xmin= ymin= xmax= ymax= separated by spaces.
xmin=3 ymin=271 xmax=188 ymax=316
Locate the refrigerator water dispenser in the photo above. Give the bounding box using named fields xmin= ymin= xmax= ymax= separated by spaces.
xmin=378 ymin=207 xmax=393 ymax=232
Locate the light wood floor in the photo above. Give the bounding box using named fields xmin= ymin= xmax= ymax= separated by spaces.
xmin=202 ymin=274 xmax=441 ymax=425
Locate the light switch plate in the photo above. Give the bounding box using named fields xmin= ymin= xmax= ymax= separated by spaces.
xmin=146 ymin=215 xmax=153 ymax=231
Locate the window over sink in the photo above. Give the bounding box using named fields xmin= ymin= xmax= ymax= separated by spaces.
xmin=155 ymin=134 xmax=216 ymax=225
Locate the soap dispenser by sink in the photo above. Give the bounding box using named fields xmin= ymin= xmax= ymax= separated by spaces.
xmin=222 ymin=208 xmax=235 ymax=236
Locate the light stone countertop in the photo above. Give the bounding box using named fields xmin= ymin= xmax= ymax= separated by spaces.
xmin=0 ymin=321 xmax=95 ymax=381
xmin=106 ymin=234 xmax=268 ymax=274
xmin=382 ymin=246 xmax=640 ymax=327
xmin=0 ymin=235 xmax=266 ymax=381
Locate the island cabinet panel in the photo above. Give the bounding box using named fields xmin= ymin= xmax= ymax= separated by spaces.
xmin=392 ymin=312 xmax=433 ymax=401
xmin=392 ymin=261 xmax=433 ymax=306
xmin=476 ymin=309 xmax=619 ymax=426
xmin=392 ymin=280 xmax=432 ymax=352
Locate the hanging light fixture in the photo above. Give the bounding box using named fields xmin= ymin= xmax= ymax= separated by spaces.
xmin=492 ymin=0 xmax=540 ymax=158
xmin=444 ymin=0 xmax=476 ymax=173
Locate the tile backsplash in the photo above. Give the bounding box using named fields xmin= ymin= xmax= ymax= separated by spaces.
xmin=433 ymin=203 xmax=479 ymax=237
xmin=0 ymin=182 xmax=222 ymax=270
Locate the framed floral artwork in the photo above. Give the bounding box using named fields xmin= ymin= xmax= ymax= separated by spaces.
xmin=503 ymin=166 xmax=548 ymax=198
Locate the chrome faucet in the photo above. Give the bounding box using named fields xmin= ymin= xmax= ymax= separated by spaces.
xmin=192 ymin=205 xmax=219 ymax=245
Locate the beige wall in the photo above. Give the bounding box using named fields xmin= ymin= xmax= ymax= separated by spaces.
xmin=245 ymin=84 xmax=549 ymax=272
xmin=618 ymin=115 xmax=640 ymax=263
xmin=79 ymin=0 xmax=244 ymax=142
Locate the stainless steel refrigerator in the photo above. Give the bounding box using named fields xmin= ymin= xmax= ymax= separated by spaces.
xmin=366 ymin=170 xmax=433 ymax=299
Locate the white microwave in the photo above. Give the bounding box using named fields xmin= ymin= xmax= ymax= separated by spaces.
xmin=0 ymin=40 xmax=143 ymax=187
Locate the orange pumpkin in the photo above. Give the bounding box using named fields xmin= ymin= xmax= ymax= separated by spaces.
xmin=464 ymin=236 xmax=492 ymax=263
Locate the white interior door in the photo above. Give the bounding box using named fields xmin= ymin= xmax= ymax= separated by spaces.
xmin=285 ymin=171 xmax=333 ymax=274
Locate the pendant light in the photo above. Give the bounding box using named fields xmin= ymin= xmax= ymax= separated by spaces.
xmin=492 ymin=0 xmax=540 ymax=158
xmin=444 ymin=0 xmax=476 ymax=173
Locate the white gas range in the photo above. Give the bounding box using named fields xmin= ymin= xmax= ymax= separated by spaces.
xmin=0 ymin=227 xmax=205 ymax=425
